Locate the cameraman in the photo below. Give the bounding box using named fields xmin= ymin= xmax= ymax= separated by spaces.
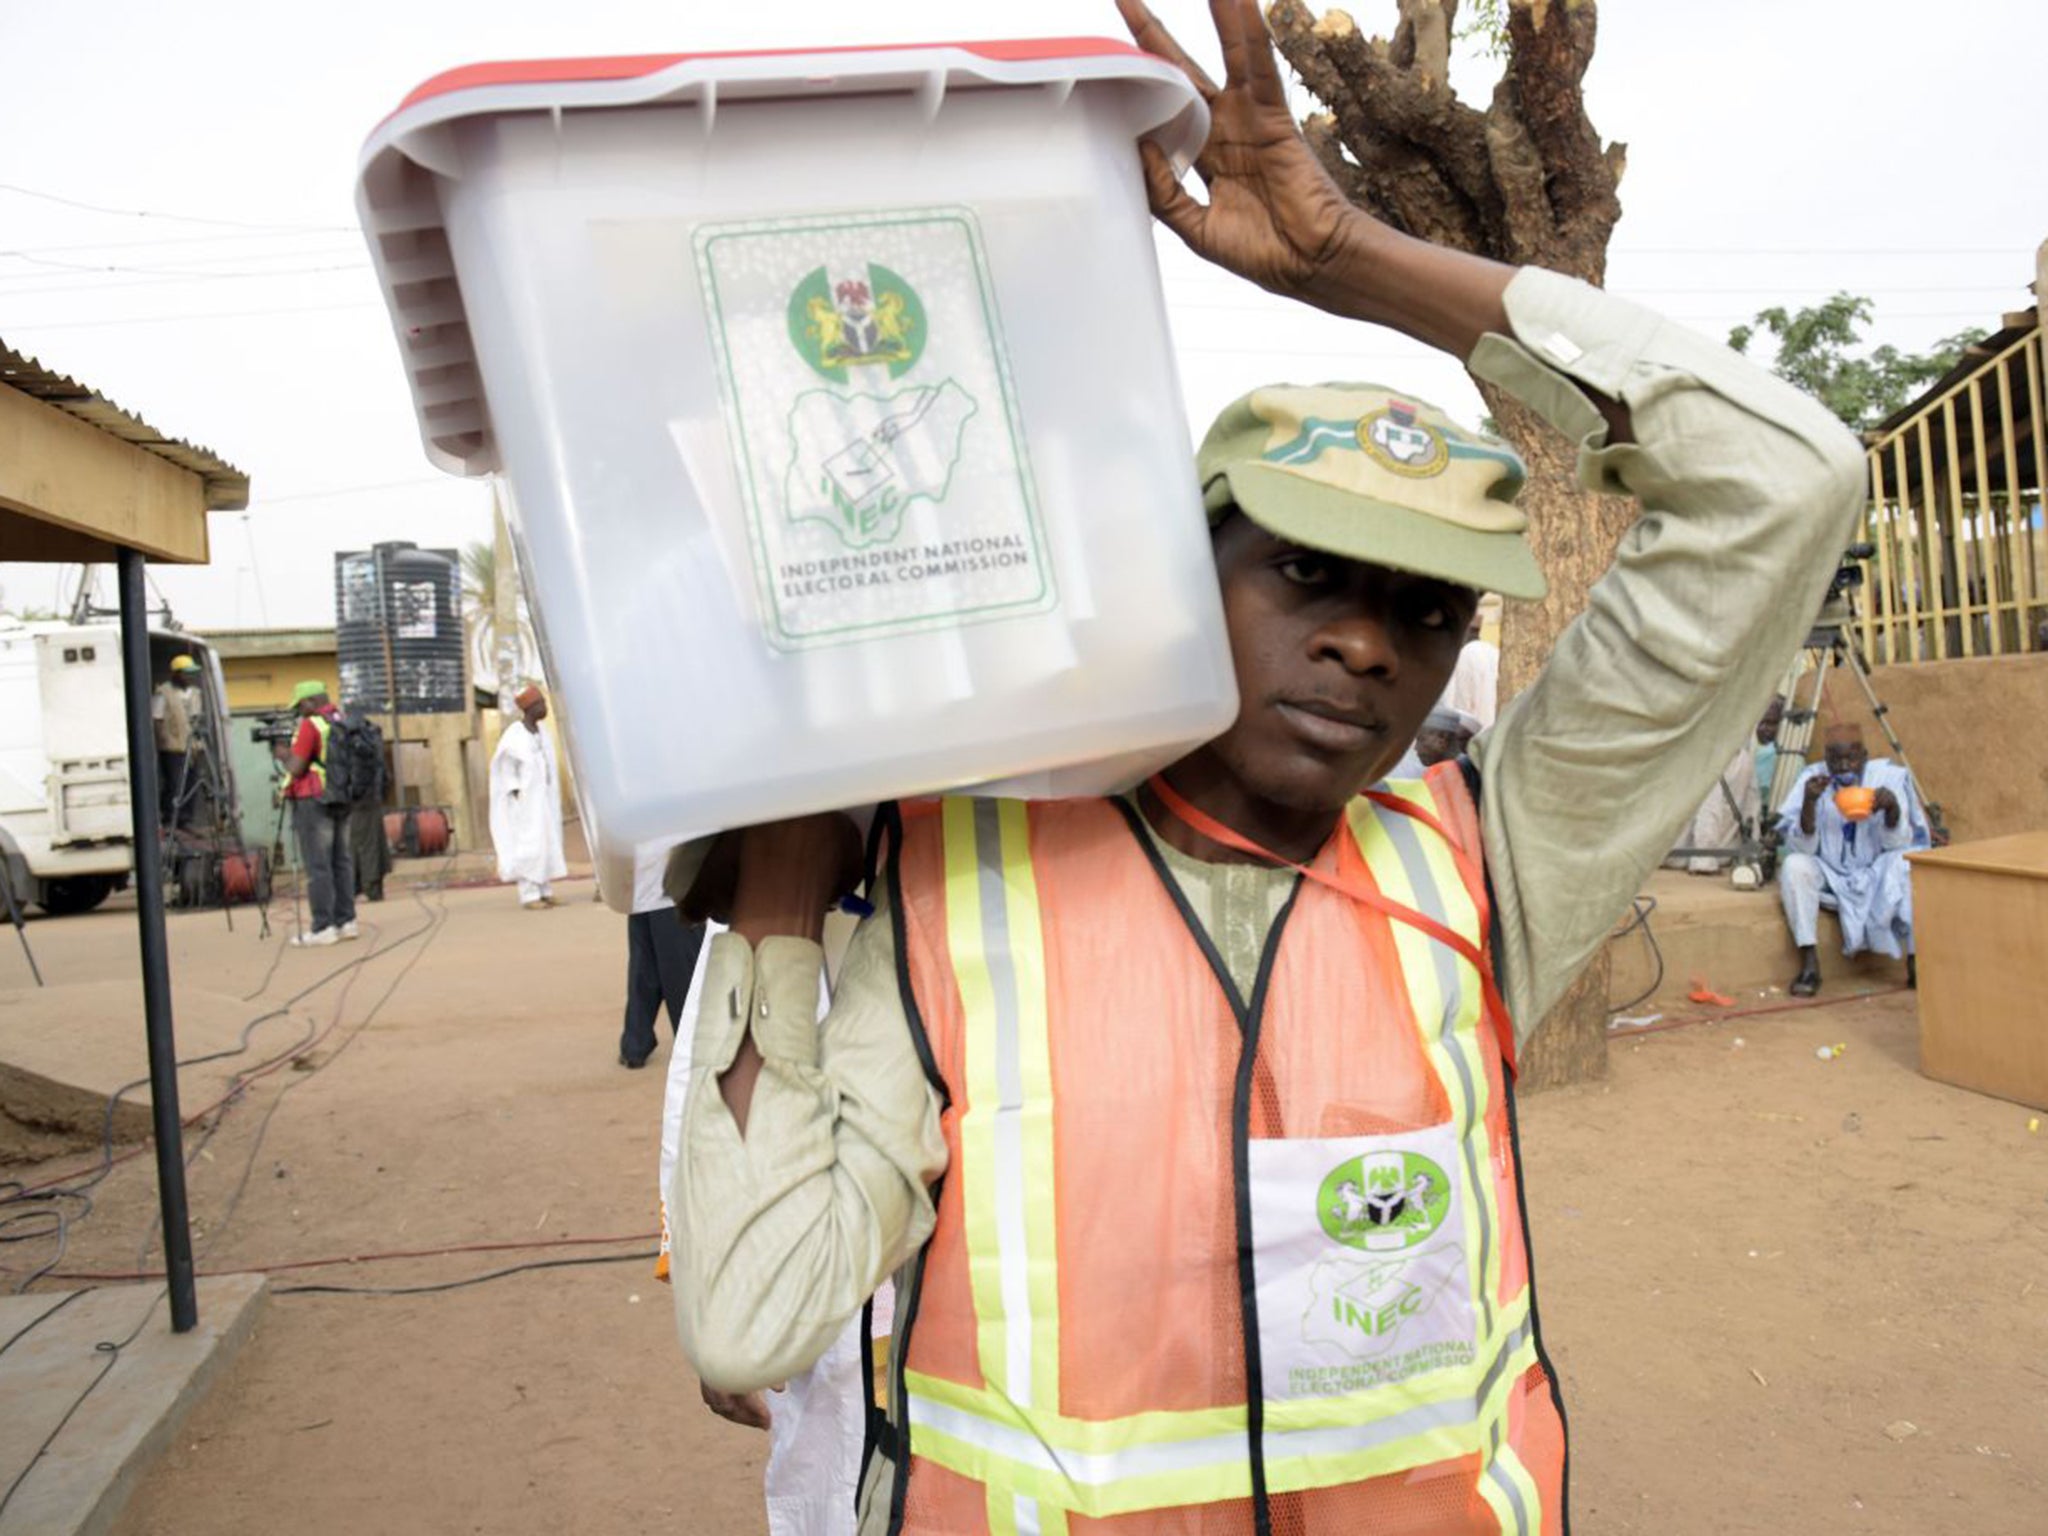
xmin=279 ymin=680 xmax=357 ymax=948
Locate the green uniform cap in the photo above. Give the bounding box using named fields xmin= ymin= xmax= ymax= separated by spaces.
xmin=290 ymin=679 xmax=328 ymax=706
xmin=1196 ymin=383 xmax=1547 ymax=600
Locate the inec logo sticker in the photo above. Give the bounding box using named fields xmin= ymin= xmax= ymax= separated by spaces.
xmin=1356 ymin=401 xmax=1449 ymax=478
xmin=1318 ymin=1150 xmax=1452 ymax=1252
xmin=787 ymin=264 xmax=926 ymax=383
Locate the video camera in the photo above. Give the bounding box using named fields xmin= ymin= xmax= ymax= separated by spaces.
xmin=248 ymin=710 xmax=299 ymax=748
xmin=1827 ymin=541 xmax=1877 ymax=601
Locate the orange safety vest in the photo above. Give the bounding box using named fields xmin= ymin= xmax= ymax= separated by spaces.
xmin=871 ymin=766 xmax=1567 ymax=1536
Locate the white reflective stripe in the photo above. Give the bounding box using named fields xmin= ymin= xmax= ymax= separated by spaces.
xmin=909 ymin=1316 xmax=1535 ymax=1494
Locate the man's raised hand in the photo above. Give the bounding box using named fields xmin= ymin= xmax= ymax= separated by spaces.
xmin=1116 ymin=0 xmax=1520 ymax=366
xmin=1116 ymin=0 xmax=1368 ymax=310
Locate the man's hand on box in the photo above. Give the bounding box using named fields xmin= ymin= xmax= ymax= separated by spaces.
xmin=700 ymin=1381 xmax=773 ymax=1432
xmin=689 ymin=812 xmax=861 ymax=947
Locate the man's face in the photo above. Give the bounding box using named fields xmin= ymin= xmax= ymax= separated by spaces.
xmin=296 ymin=696 xmax=320 ymax=717
xmin=1823 ymin=738 xmax=1868 ymax=780
xmin=1414 ymin=726 xmax=1461 ymax=767
xmin=524 ymin=700 xmax=549 ymax=726
xmin=1756 ymin=699 xmax=1784 ymax=746
xmin=1193 ymin=516 xmax=1477 ymax=816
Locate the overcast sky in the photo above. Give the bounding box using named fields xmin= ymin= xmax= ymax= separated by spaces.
xmin=2 ymin=0 xmax=2041 ymax=631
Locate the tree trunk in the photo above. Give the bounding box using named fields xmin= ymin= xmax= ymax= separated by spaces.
xmin=1267 ymin=0 xmax=1629 ymax=1088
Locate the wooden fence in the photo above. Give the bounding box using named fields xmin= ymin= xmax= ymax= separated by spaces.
xmin=1857 ymin=316 xmax=2045 ymax=664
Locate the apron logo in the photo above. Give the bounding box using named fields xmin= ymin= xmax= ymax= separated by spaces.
xmin=1357 ymin=402 xmax=1449 ymax=478
xmin=787 ymin=264 xmax=926 ymax=383
xmin=1318 ymin=1150 xmax=1452 ymax=1252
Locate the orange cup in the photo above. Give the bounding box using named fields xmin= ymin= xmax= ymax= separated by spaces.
xmin=1834 ymin=785 xmax=1877 ymax=821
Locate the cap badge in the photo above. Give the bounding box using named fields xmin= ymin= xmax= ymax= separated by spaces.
xmin=1358 ymin=401 xmax=1449 ymax=479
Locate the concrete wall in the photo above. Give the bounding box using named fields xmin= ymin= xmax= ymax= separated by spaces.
xmin=1822 ymin=651 xmax=2048 ymax=842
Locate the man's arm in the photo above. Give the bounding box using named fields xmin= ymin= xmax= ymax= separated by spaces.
xmin=673 ymin=889 xmax=945 ymax=1394
xmin=1113 ymin=0 xmax=1862 ymax=1032
xmin=284 ymin=717 xmax=318 ymax=782
xmin=1465 ymin=277 xmax=1864 ymax=1030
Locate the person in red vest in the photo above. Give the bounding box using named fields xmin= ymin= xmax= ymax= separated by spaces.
xmin=668 ymin=5 xmax=1865 ymax=1532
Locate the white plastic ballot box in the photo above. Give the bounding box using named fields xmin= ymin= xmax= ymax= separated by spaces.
xmin=357 ymin=40 xmax=1237 ymax=909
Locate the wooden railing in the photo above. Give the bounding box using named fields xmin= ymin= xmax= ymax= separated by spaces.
xmin=1858 ymin=319 xmax=2045 ymax=664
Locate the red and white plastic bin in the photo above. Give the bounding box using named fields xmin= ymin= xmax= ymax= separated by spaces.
xmin=357 ymin=40 xmax=1236 ymax=909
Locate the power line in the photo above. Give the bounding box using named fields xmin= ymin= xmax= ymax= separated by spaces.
xmin=0 ymin=251 xmax=367 ymax=283
xmin=0 ymin=300 xmax=383 ymax=331
xmin=0 ymin=179 xmax=349 ymax=234
xmin=2 ymin=229 xmax=360 ymax=258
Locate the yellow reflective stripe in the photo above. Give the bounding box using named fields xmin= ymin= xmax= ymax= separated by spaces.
xmin=991 ymin=801 xmax=1062 ymax=1413
xmin=1487 ymin=1438 xmax=1543 ymax=1536
xmin=905 ymin=1306 xmax=1537 ymax=1506
xmin=1263 ymin=1329 xmax=1540 ymax=1497
xmin=942 ymin=799 xmax=1014 ymax=1400
xmin=1372 ymin=779 xmax=1505 ymax=1317
xmin=910 ymin=1295 xmax=1528 ymax=1451
xmin=940 ymin=800 xmax=1061 ymax=1414
xmin=907 ymin=1368 xmax=1246 ymax=1453
xmin=1343 ymin=799 xmax=1495 ymax=1329
xmin=908 ymin=1419 xmax=1252 ymax=1520
xmin=1475 ymin=1457 xmax=1522 ymax=1534
xmin=911 ymin=1330 xmax=1540 ymax=1516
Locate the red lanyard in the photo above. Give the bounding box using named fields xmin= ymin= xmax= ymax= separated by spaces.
xmin=1145 ymin=775 xmax=1517 ymax=1076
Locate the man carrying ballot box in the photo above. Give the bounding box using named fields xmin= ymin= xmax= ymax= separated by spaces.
xmin=671 ymin=4 xmax=1865 ymax=1532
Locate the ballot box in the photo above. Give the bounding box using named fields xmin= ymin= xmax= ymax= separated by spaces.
xmin=357 ymin=41 xmax=1234 ymax=909
xmin=1909 ymin=831 xmax=2048 ymax=1110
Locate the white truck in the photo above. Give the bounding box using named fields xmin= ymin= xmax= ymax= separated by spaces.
xmin=0 ymin=620 xmax=238 ymax=915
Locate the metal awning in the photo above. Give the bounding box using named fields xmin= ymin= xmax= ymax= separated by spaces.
xmin=0 ymin=337 xmax=249 ymax=565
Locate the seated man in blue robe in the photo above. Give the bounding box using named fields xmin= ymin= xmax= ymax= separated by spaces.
xmin=1777 ymin=722 xmax=1931 ymax=996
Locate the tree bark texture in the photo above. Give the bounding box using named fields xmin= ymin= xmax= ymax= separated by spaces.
xmin=1268 ymin=0 xmax=1629 ymax=1089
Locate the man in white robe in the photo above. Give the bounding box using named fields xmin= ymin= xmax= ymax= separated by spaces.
xmin=488 ymin=684 xmax=567 ymax=909
xmin=1437 ymin=607 xmax=1500 ymax=727
xmin=1777 ymin=723 xmax=1929 ymax=995
xmin=1668 ymin=740 xmax=1759 ymax=874
xmin=656 ymin=911 xmax=887 ymax=1536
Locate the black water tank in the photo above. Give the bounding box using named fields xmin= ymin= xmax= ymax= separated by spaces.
xmin=335 ymin=542 xmax=465 ymax=714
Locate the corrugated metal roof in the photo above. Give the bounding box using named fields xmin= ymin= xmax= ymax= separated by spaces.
xmin=0 ymin=337 xmax=250 ymax=511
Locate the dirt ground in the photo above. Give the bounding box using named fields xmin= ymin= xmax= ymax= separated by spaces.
xmin=3 ymin=879 xmax=2042 ymax=1536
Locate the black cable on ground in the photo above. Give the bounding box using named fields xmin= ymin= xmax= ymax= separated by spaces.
xmin=274 ymin=1248 xmax=658 ymax=1299
xmin=0 ymin=847 xmax=458 ymax=1290
xmin=0 ymin=1284 xmax=167 ymax=1521
xmin=0 ymin=1286 xmax=92 ymax=1360
xmin=1606 ymin=895 xmax=1665 ymax=1016
xmin=0 ymin=856 xmax=457 ymax=1517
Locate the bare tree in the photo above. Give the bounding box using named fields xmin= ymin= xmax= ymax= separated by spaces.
xmin=1267 ymin=0 xmax=1627 ymax=1088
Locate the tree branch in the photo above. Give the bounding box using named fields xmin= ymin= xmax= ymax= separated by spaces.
xmin=1501 ymin=0 xmax=1621 ymax=276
